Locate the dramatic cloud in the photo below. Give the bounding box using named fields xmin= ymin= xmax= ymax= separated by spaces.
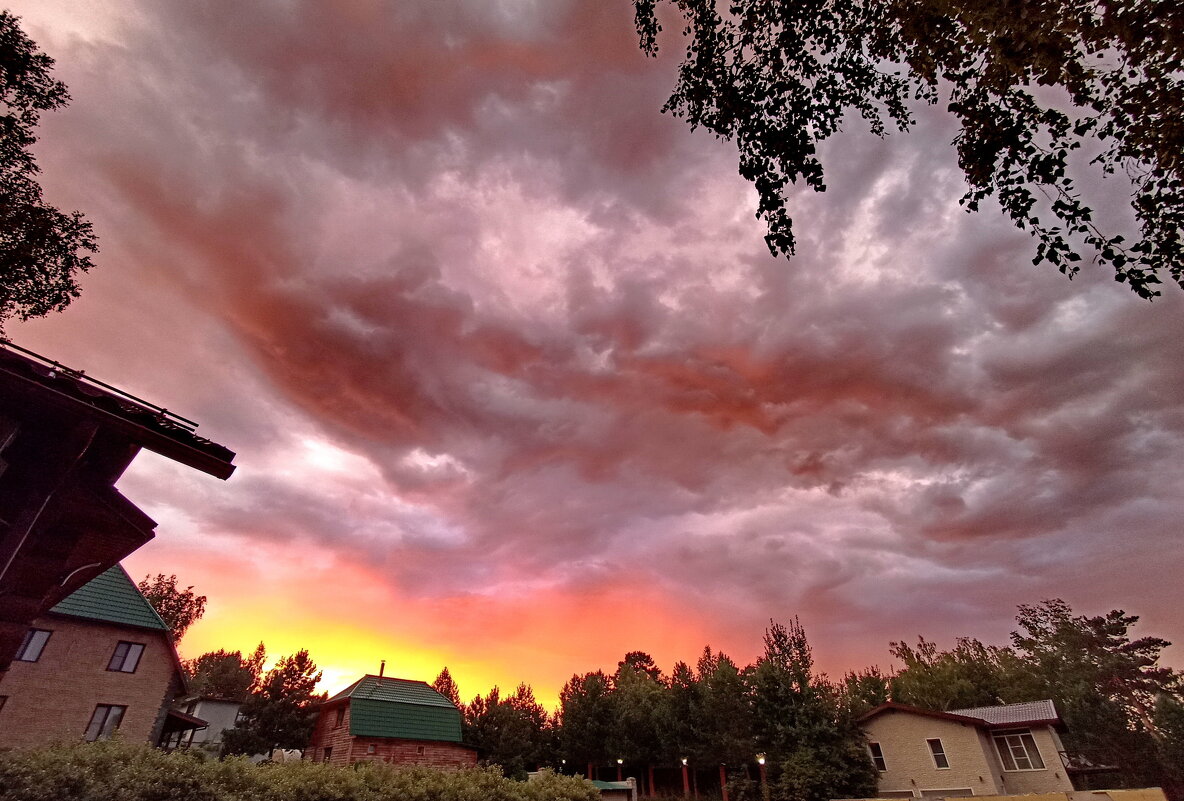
xmin=11 ymin=0 xmax=1182 ymax=702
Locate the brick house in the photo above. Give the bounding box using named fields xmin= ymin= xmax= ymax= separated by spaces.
xmin=307 ymin=675 xmax=477 ymax=768
xmin=0 ymin=341 xmax=234 ymax=673
xmin=0 ymin=564 xmax=202 ymax=748
xmin=858 ymin=700 xmax=1076 ymax=799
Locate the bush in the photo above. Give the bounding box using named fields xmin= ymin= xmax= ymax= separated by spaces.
xmin=0 ymin=741 xmax=601 ymax=801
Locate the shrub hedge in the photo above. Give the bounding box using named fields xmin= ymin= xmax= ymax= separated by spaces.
xmin=0 ymin=740 xmax=602 ymax=801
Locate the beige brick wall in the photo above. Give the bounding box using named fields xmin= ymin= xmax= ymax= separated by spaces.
xmin=862 ymin=710 xmax=1073 ymax=798
xmin=990 ymin=726 xmax=1073 ymax=795
xmin=0 ymin=614 xmax=179 ymax=749
xmin=865 ymin=710 xmax=1002 ymax=797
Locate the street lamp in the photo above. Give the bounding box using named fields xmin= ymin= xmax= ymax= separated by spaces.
xmin=757 ymin=755 xmax=769 ymax=801
xmin=681 ymin=758 xmax=690 ymax=798
xmin=617 ymin=758 xmax=624 ymax=782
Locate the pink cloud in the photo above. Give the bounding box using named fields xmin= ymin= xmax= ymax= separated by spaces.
xmin=8 ymin=0 xmax=1182 ymax=700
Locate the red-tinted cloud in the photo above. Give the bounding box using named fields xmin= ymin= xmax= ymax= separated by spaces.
xmin=9 ymin=0 xmax=1182 ymax=702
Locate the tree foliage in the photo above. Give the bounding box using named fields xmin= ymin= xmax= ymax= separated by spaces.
xmin=750 ymin=620 xmax=878 ymax=801
xmin=558 ymin=671 xmax=616 ymax=773
xmin=891 ymin=599 xmax=1182 ymax=794
xmin=0 ymin=740 xmax=601 ymax=801
xmin=185 ymin=643 xmax=266 ymax=701
xmin=695 ymin=646 xmax=754 ymax=767
xmin=609 ymin=652 xmax=666 ymax=769
xmin=432 ymin=666 xmax=463 ymax=707
xmin=0 ymin=12 xmax=96 ymax=330
xmin=222 ymin=649 xmax=324 ymax=757
xmin=137 ymin=573 xmax=207 ymax=643
xmin=464 ymin=683 xmax=554 ymax=779
xmin=889 ymin=635 xmax=1021 ymax=710
xmin=634 ymin=0 xmax=1184 ymax=298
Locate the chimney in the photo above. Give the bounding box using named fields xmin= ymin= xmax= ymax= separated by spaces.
xmin=379 ymin=659 xmax=385 ymax=678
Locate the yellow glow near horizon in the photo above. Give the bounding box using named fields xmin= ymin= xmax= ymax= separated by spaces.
xmin=125 ymin=533 xmax=744 ymax=712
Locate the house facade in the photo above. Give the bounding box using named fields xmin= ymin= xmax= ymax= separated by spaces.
xmin=0 ymin=341 xmax=234 ymax=672
xmin=307 ymin=674 xmax=477 ymax=768
xmin=0 ymin=565 xmax=201 ymax=749
xmin=859 ymin=701 xmax=1075 ymax=798
xmin=161 ymin=695 xmax=244 ymax=751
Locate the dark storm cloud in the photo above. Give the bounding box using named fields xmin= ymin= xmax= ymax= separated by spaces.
xmin=12 ymin=0 xmax=1183 ymax=674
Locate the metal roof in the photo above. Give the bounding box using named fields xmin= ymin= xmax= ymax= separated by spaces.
xmin=49 ymin=565 xmax=169 ymax=632
xmin=329 ymin=675 xmax=457 ymax=707
xmin=950 ymin=699 xmax=1060 ymax=726
xmin=328 ymin=675 xmax=464 ymax=742
xmin=0 ymin=340 xmax=235 ymax=479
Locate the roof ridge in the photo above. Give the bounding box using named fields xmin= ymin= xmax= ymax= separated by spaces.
xmin=49 ymin=564 xmax=171 ymax=632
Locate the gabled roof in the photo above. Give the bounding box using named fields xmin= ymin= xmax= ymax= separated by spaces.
xmin=327 ymin=675 xmax=465 ymax=743
xmin=49 ymin=565 xmax=169 ymax=632
xmin=950 ymin=699 xmax=1060 ymax=726
xmin=859 ymin=702 xmax=987 ymax=726
xmin=860 ymin=700 xmax=1061 ymax=729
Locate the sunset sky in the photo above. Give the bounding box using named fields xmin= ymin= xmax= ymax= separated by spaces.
xmin=8 ymin=0 xmax=1183 ymax=708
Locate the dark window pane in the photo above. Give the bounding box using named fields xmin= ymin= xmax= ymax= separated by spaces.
xmin=108 ymin=642 xmax=130 ymax=670
xmin=1020 ymin=732 xmax=1045 ymax=769
xmin=84 ymin=707 xmax=107 ymax=741
xmin=107 ymin=641 xmax=145 ymax=672
xmin=994 ymin=734 xmax=1015 ymax=770
xmin=101 ymin=706 xmax=124 ymax=739
xmin=17 ymin=629 xmax=51 ymax=662
xmin=927 ymin=739 xmax=949 ymax=769
xmin=123 ymin=643 xmax=143 ymax=672
xmin=85 ymin=705 xmax=126 ymax=741
xmin=869 ymin=742 xmax=887 ymax=771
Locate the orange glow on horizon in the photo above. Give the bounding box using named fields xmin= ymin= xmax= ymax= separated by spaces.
xmin=122 ymin=536 xmax=742 ymax=710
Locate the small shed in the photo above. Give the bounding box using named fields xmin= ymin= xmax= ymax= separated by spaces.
xmin=306 ymin=675 xmax=477 ymax=769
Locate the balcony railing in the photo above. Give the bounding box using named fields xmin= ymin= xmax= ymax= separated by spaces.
xmin=1059 ymin=751 xmax=1119 ymax=774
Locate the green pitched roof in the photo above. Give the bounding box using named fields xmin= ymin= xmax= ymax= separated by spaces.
xmin=49 ymin=565 xmax=169 ymax=632
xmin=330 ymin=676 xmax=464 ymax=742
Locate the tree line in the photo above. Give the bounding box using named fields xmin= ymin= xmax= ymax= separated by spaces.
xmin=441 ymin=601 xmax=1183 ymax=801
xmin=156 ymin=570 xmax=1182 ymax=801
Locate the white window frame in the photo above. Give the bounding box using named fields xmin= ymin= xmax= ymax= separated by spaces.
xmin=992 ymin=728 xmax=1046 ymax=771
xmin=868 ymin=741 xmax=887 ymax=771
xmin=927 ymin=738 xmax=950 ymax=769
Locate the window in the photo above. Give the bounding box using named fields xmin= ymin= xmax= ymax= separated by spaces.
xmin=366 ymin=744 xmax=376 ymax=754
xmin=335 ymin=706 xmax=345 ymax=727
xmin=16 ymin=629 xmax=51 ymax=662
xmin=84 ymin=705 xmax=126 ymax=741
xmin=993 ymin=729 xmax=1045 ymax=770
xmin=927 ymin=738 xmax=949 ymax=769
xmin=416 ymin=745 xmax=425 ymax=756
xmin=868 ymin=741 xmax=887 ymax=771
xmin=107 ymin=641 xmax=145 ymax=673
xmin=322 ymin=747 xmax=333 ymax=763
